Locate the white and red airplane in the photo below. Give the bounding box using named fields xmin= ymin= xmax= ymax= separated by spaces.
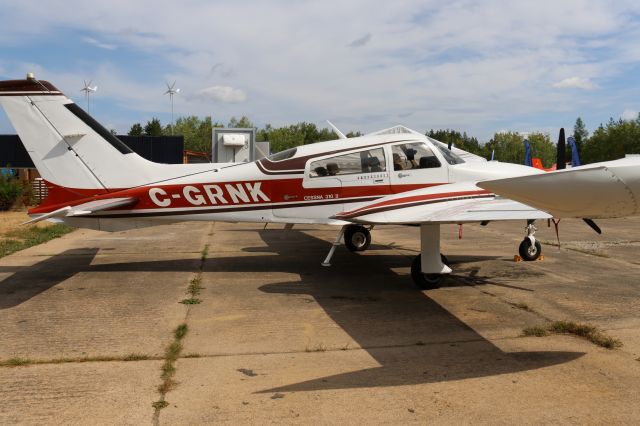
xmin=1 ymin=74 xmax=639 ymax=288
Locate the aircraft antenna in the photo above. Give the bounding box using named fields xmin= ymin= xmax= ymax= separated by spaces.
xmin=164 ymin=81 xmax=180 ymax=135
xmin=80 ymin=80 xmax=98 ymax=113
xmin=326 ymin=120 xmax=347 ymax=140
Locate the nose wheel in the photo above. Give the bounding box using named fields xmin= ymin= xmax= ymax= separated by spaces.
xmin=519 ymin=222 xmax=542 ymax=261
xmin=519 ymin=238 xmax=542 ymax=261
xmin=344 ymin=225 xmax=371 ymax=252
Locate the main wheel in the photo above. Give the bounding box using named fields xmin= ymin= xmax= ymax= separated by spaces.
xmin=519 ymin=238 xmax=542 ymax=261
xmin=410 ymin=254 xmax=449 ymax=289
xmin=344 ymin=225 xmax=371 ymax=252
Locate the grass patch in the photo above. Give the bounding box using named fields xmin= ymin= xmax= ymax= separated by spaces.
xmin=180 ymin=298 xmax=201 ymax=305
xmin=522 ymin=321 xmax=622 ymax=349
xmin=174 ymin=324 xmax=188 ymax=340
xmin=187 ymin=276 xmax=203 ymax=296
xmin=122 ymin=353 xmax=150 ymax=361
xmin=152 ymin=400 xmax=169 ymax=410
xmin=0 ymin=224 xmax=74 ymax=258
xmin=155 ymin=323 xmax=189 ymax=409
xmin=0 ymin=354 xmax=156 ymax=367
xmin=522 ymin=326 xmax=549 ymax=337
xmin=201 ymin=244 xmax=209 ymax=262
xmin=1 ymin=357 xmax=33 ymax=367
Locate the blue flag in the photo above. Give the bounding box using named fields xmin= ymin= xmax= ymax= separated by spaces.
xmin=567 ymin=136 xmax=581 ymax=167
xmin=524 ymin=139 xmax=533 ymax=167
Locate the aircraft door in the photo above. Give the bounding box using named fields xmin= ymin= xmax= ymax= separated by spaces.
xmin=332 ymin=147 xmax=390 ymax=203
xmin=389 ymin=142 xmax=449 ymax=193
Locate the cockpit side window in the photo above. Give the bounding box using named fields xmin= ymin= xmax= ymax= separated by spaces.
xmin=391 ymin=143 xmax=441 ymax=170
xmin=267 ymin=147 xmax=297 ymax=162
xmin=309 ymin=147 xmax=386 ymax=177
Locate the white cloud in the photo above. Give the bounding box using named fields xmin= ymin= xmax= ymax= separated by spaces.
xmin=82 ymin=36 xmax=117 ymax=50
xmin=2 ymin=1 xmax=640 ymax=137
xmin=552 ymin=76 xmax=595 ymax=90
xmin=196 ymin=86 xmax=247 ymax=103
xmin=621 ymin=109 xmax=639 ymax=121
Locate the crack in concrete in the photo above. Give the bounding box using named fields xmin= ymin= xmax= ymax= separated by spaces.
xmin=152 ymin=222 xmax=213 ymax=426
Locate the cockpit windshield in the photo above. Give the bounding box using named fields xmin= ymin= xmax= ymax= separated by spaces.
xmin=267 ymin=147 xmax=297 ymax=162
xmin=434 ymin=144 xmax=465 ymax=165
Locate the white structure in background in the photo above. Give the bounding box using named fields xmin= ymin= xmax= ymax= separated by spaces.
xmin=80 ymin=80 xmax=97 ymax=113
xmin=164 ymin=81 xmax=180 ymax=134
xmin=212 ymin=127 xmax=257 ymax=163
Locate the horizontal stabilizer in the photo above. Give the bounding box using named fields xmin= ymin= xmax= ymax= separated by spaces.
xmin=24 ymin=197 xmax=138 ymax=225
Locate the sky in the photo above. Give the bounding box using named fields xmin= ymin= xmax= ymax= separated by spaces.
xmin=1 ymin=0 xmax=639 ymax=141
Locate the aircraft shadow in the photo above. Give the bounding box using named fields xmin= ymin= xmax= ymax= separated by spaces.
xmin=0 ymin=227 xmax=583 ymax=392
xmin=204 ymin=228 xmax=584 ymax=392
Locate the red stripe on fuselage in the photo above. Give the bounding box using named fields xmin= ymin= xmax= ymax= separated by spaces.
xmin=335 ymin=189 xmax=492 ymax=219
xmin=30 ymin=177 xmax=448 ymax=217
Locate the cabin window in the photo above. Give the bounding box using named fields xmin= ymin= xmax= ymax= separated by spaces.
xmin=391 ymin=143 xmax=441 ymax=171
xmin=309 ymin=148 xmax=386 ymax=177
xmin=267 ymin=147 xmax=297 ymax=162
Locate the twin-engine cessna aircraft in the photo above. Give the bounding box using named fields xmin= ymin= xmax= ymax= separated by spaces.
xmin=1 ymin=75 xmax=639 ymax=288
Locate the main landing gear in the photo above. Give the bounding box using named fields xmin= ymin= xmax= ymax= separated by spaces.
xmin=321 ymin=224 xmax=373 ymax=266
xmin=519 ymin=222 xmax=542 ymax=261
xmin=344 ymin=225 xmax=372 ymax=252
xmin=410 ymin=224 xmax=452 ymax=290
xmin=411 ymin=253 xmax=450 ymax=289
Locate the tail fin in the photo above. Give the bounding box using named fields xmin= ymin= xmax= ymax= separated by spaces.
xmin=0 ymin=76 xmax=164 ymax=192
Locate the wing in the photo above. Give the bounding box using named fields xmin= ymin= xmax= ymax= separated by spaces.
xmin=334 ymin=182 xmax=550 ymax=225
xmin=23 ymin=197 xmax=138 ymax=225
xmin=478 ymin=156 xmax=640 ymax=219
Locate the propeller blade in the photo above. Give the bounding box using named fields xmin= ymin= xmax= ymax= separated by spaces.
xmin=583 ymin=218 xmax=602 ymax=234
xmin=556 ymin=128 xmax=566 ymax=170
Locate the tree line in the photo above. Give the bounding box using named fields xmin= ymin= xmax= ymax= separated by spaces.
xmin=127 ymin=113 xmax=640 ymax=166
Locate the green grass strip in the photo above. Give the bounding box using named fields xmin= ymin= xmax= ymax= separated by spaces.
xmin=0 ymin=224 xmax=74 ymax=258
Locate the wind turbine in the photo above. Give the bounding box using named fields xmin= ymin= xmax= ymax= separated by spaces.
xmin=80 ymin=80 xmax=98 ymax=113
xmin=164 ymin=81 xmax=180 ymax=135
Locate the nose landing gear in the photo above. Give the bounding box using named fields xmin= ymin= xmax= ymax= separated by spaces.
xmin=519 ymin=222 xmax=542 ymax=261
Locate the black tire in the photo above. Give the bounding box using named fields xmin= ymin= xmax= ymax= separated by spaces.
xmin=344 ymin=225 xmax=371 ymax=252
xmin=411 ymin=254 xmax=447 ymax=289
xmin=519 ymin=238 xmax=542 ymax=261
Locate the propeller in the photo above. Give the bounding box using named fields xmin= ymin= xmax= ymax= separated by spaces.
xmin=556 ymin=129 xmax=601 ymax=235
xmin=556 ymin=128 xmax=566 ymax=170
